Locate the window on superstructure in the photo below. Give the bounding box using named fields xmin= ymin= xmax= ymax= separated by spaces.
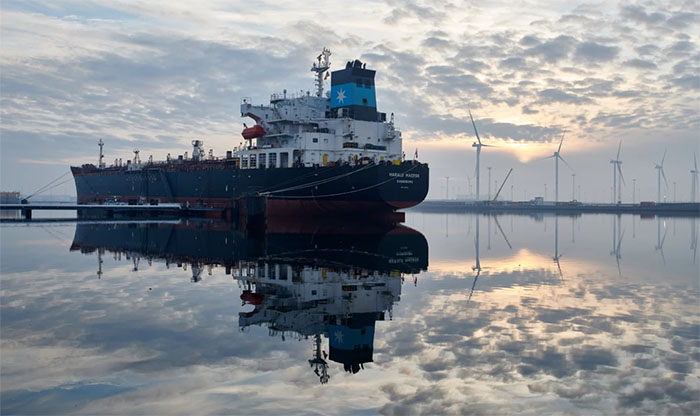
xmin=323 ymin=138 xmax=328 ymax=143
xmin=312 ymin=138 xmax=318 ymax=143
xmin=364 ymin=80 xmax=372 ymax=88
xmin=279 ymin=266 xmax=288 ymax=280
xmin=356 ymin=80 xmax=362 ymax=87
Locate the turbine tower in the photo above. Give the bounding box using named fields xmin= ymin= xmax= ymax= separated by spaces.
xmin=541 ymin=131 xmax=572 ymax=203
xmin=655 ymin=149 xmax=668 ymax=203
xmin=691 ymin=153 xmax=699 ymax=203
xmin=610 ymin=141 xmax=625 ymax=204
xmin=468 ymin=111 xmax=493 ymax=201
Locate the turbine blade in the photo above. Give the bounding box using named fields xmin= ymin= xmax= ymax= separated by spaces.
xmin=559 ymin=155 xmax=574 ymax=171
xmin=467 ymin=269 xmax=480 ymax=303
xmin=556 ymin=259 xmax=564 ymax=281
xmin=617 ymin=164 xmax=626 ymax=185
xmin=661 ymin=226 xmax=667 ymax=247
xmin=661 ymin=148 xmax=667 ymax=166
xmin=660 ymin=248 xmax=666 ymax=266
xmin=616 ymin=140 xmax=622 ymax=160
xmin=662 ymin=168 xmax=668 ymax=188
xmin=537 ymin=154 xmax=556 ymax=162
xmin=617 ymin=230 xmax=624 ymax=252
xmin=695 ymin=152 xmax=697 ymax=171
xmin=468 ymin=110 xmax=482 ymax=145
xmin=558 ymin=130 xmax=566 ymax=154
xmin=481 ymin=144 xmax=497 ymax=147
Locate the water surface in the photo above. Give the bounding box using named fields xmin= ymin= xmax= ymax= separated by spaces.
xmin=1 ymin=213 xmax=698 ymax=414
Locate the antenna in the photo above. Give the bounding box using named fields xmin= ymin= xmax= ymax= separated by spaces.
xmin=310 ymin=48 xmax=331 ymax=98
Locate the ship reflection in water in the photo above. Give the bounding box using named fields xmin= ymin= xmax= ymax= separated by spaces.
xmin=69 ymin=219 xmax=428 ymax=383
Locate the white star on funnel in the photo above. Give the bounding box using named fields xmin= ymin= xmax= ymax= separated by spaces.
xmin=333 ymin=330 xmax=344 ymax=344
xmin=336 ymin=88 xmax=346 ymax=104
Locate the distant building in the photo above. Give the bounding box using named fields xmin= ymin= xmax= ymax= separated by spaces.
xmin=0 ymin=192 xmax=20 ymax=204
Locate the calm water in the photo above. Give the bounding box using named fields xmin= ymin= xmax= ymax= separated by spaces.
xmin=1 ymin=212 xmax=698 ymax=415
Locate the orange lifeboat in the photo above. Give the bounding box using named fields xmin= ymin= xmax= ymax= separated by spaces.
xmin=242 ymin=125 xmax=265 ymax=139
xmin=241 ymin=290 xmax=264 ymax=305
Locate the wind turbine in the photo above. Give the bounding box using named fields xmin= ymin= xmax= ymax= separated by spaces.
xmin=610 ymin=215 xmax=624 ymax=276
xmin=553 ymin=215 xmax=564 ymax=281
xmin=468 ymin=213 xmax=512 ymax=303
xmin=469 ymin=111 xmax=494 ymax=201
xmin=691 ymin=217 xmax=698 ymax=264
xmin=610 ymin=141 xmax=625 ymax=204
xmin=655 ymin=217 xmax=667 ymax=265
xmin=541 ymin=131 xmax=572 ymax=203
xmin=468 ymin=215 xmax=481 ymax=303
xmin=691 ymin=153 xmax=699 ymax=203
xmin=655 ymin=149 xmax=668 ymax=202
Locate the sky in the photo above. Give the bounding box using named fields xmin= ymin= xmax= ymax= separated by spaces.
xmin=0 ymin=0 xmax=698 ymax=202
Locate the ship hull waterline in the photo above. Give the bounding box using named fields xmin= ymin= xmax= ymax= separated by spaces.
xmin=71 ymin=161 xmax=429 ymax=218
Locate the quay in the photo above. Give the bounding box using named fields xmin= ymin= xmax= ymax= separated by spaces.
xmin=0 ymin=202 xmax=224 ymax=220
xmin=413 ymin=200 xmax=700 ymax=217
xmin=0 ymin=197 xmax=404 ymax=224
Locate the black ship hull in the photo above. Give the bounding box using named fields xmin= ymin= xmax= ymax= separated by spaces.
xmin=71 ymin=161 xmax=428 ymax=216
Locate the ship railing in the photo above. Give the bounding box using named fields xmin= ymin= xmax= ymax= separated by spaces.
xmin=270 ymin=90 xmax=310 ymax=103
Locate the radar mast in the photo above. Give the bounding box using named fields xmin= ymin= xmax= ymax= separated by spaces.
xmin=310 ymin=47 xmax=331 ymax=98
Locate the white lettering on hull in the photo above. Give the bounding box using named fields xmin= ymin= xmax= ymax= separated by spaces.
xmin=389 ymin=172 xmax=421 ymax=178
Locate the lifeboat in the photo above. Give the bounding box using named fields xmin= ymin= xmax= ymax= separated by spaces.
xmin=241 ymin=290 xmax=264 ymax=305
xmin=242 ymin=125 xmax=265 ymax=139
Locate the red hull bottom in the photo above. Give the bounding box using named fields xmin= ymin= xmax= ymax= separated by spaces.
xmin=265 ymin=199 xmax=413 ymax=216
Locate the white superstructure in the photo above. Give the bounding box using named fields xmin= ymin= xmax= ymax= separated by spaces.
xmin=237 ymin=49 xmax=403 ymax=169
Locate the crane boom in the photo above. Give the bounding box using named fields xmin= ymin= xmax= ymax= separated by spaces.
xmin=492 ymin=168 xmax=513 ymax=202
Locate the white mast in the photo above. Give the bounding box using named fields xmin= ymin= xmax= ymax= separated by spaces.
xmin=310 ymin=48 xmax=331 ymax=98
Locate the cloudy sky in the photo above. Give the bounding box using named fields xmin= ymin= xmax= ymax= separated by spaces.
xmin=1 ymin=0 xmax=698 ymax=201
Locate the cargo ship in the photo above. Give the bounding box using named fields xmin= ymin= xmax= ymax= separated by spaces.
xmin=71 ymin=49 xmax=429 ymax=217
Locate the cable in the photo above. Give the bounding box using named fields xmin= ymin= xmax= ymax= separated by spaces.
xmin=28 ymin=178 xmax=73 ymax=198
xmin=25 ymin=171 xmax=71 ymax=200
